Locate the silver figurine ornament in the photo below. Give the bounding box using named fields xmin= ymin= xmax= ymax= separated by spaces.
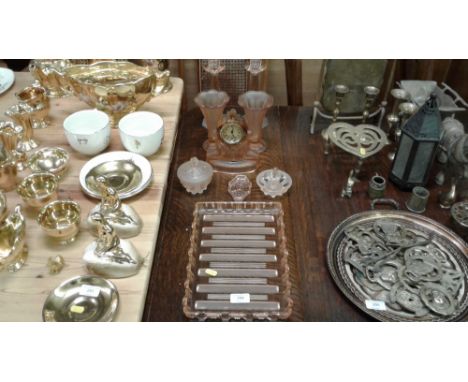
xmin=86 ymin=175 xmax=142 ymax=238
xmin=83 ymin=212 xmax=143 ymax=278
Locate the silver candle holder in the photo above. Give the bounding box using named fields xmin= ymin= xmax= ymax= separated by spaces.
xmin=386 ymin=113 xmax=400 ymax=161
xmin=362 ymin=86 xmax=380 ymax=123
xmin=323 ymin=84 xmax=349 ymax=155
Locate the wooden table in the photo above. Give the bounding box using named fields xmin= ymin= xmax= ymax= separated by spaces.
xmin=143 ymin=106 xmax=467 ymax=321
xmin=0 ymin=72 xmax=183 ymax=321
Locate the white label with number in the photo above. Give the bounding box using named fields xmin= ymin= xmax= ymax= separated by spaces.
xmin=230 ymin=293 xmax=251 ymax=304
xmin=79 ymin=284 xmax=101 ymax=298
xmin=365 ymin=299 xmax=387 ymax=311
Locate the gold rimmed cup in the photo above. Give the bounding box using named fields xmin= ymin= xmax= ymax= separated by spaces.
xmin=17 ymin=172 xmax=58 ymax=208
xmin=37 ymin=200 xmax=81 ymax=245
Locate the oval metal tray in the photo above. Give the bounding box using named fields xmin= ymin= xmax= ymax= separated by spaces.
xmin=327 ymin=210 xmax=468 ymax=322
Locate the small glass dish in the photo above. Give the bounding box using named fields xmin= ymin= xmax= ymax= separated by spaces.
xmin=228 ymin=175 xmax=252 ymax=201
xmin=28 ymin=147 xmax=69 ymax=178
xmin=42 ymin=275 xmax=119 ymax=322
xmin=256 ymin=168 xmax=292 ymax=198
xmin=177 ymin=157 xmax=213 ymax=195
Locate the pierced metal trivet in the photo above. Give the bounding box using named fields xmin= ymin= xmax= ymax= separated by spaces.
xmin=328 ymin=122 xmax=388 ymax=159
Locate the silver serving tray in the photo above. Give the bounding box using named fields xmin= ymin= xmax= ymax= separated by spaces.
xmin=79 ymin=151 xmax=153 ymax=199
xmin=327 ymin=210 xmax=468 ymax=322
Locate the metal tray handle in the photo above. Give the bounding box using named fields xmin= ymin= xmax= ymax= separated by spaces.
xmin=370 ymin=198 xmax=400 ymax=210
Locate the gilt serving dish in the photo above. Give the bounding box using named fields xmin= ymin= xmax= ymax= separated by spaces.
xmin=79 ymin=151 xmax=153 ymax=199
xmin=64 ymin=61 xmax=156 ymax=126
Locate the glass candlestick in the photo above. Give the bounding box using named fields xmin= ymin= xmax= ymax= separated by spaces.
xmin=203 ymin=59 xmax=225 ymax=90
xmin=362 ymin=86 xmax=380 ymax=123
xmin=238 ymin=91 xmax=273 ymax=153
xmin=323 ymin=84 xmax=349 ymax=155
xmin=5 ymin=104 xmax=38 ymax=153
xmin=194 ymin=90 xmax=230 ymax=154
xmin=0 ymin=121 xmax=27 ymax=171
xmin=245 ymin=59 xmax=266 ymax=91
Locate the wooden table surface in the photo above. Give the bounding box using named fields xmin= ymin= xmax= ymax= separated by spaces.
xmin=0 ymin=72 xmax=183 ymax=321
xmin=143 ymin=106 xmax=467 ymax=321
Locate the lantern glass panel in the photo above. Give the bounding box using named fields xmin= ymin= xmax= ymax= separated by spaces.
xmin=392 ymin=134 xmax=413 ymax=179
xmin=408 ymin=141 xmax=434 ymax=183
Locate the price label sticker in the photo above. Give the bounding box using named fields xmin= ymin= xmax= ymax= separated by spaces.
xmin=205 ymin=269 xmax=218 ymax=277
xmin=360 ymin=147 xmax=367 ymax=156
xmin=70 ymin=305 xmax=85 ymax=314
xmin=79 ymin=284 xmax=101 ymax=298
xmin=365 ymin=299 xmax=386 ymax=311
xmin=230 ymin=293 xmax=251 ymax=304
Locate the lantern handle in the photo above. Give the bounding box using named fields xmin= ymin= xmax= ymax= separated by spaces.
xmin=370 ymin=198 xmax=400 ymax=210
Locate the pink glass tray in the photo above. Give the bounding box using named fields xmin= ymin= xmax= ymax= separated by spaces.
xmin=183 ymin=201 xmax=293 ymax=321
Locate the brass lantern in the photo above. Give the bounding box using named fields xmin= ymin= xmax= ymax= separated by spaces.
xmin=389 ymin=94 xmax=441 ymax=190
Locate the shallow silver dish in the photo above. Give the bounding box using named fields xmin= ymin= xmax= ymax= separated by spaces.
xmin=327 ymin=210 xmax=468 ymax=321
xmin=42 ymin=275 xmax=119 ymax=322
xmin=79 ymin=151 xmax=153 ymax=199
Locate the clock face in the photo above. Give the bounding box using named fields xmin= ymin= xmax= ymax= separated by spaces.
xmin=219 ymin=121 xmax=245 ymax=145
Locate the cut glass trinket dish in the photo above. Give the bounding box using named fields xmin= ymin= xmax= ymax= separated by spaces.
xmin=256 ymin=168 xmax=292 ymax=198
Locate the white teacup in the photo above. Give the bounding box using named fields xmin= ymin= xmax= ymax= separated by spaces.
xmin=118 ymin=111 xmax=164 ymax=157
xmin=63 ymin=109 xmax=110 ymax=156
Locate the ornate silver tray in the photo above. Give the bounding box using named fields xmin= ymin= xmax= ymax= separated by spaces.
xmin=327 ymin=208 xmax=468 ymax=321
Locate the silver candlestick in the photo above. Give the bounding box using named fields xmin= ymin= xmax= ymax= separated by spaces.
xmin=390 ymin=88 xmax=410 ymax=114
xmin=362 ymin=86 xmax=380 ymax=123
xmin=386 ymin=113 xmax=400 ymax=161
xmin=398 ymin=102 xmax=418 ymax=125
xmin=323 ymin=84 xmax=349 ymax=155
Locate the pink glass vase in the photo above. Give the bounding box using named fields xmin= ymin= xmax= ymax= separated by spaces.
xmin=238 ymin=91 xmax=273 ymax=153
xmin=194 ymin=90 xmax=229 ymax=153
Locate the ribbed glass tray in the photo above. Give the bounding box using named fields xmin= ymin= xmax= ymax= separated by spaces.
xmin=183 ymin=201 xmax=292 ymax=321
